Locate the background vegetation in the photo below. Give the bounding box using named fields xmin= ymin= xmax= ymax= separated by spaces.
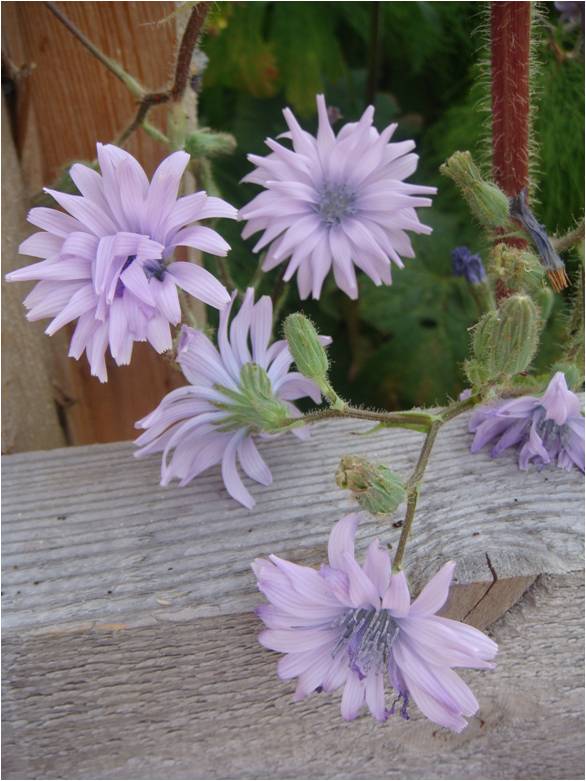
xmin=198 ymin=1 xmax=584 ymax=409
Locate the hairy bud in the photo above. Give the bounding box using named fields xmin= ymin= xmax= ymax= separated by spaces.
xmin=283 ymin=313 xmax=344 ymax=408
xmin=490 ymin=243 xmax=545 ymax=294
xmin=440 ymin=151 xmax=510 ymax=229
xmin=336 ymin=456 xmax=406 ymax=516
xmin=471 ymin=295 xmax=540 ymax=381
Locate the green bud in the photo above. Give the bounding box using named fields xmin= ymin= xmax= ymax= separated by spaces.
xmin=440 ymin=151 xmax=510 ymax=229
xmin=471 ymin=294 xmax=540 ymax=381
xmin=215 ymin=363 xmax=290 ymax=433
xmin=284 ymin=313 xmax=328 ymax=379
xmin=489 ymin=243 xmax=544 ymax=294
xmin=472 ymin=310 xmax=501 ymax=369
xmin=185 ymin=129 xmax=237 ymax=159
xmin=464 ymin=358 xmax=490 ymax=388
xmin=493 ymin=294 xmax=540 ymax=375
xmin=336 ymin=456 xmax=406 ymax=516
xmin=283 ymin=313 xmax=345 ymax=407
xmin=535 ymin=286 xmax=555 ymax=323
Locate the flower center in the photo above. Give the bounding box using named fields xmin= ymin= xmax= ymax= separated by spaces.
xmin=332 ymin=607 xmax=398 ymax=678
xmin=114 ymin=255 xmax=165 ymax=298
xmin=317 ymin=184 xmax=356 ymax=225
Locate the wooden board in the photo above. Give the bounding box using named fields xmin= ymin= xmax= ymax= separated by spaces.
xmin=2 ymin=409 xmax=584 ymax=778
xmin=1 ymin=97 xmax=66 ymax=453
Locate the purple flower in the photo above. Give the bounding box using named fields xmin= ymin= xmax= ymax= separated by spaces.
xmin=135 ymin=288 xmax=328 ymax=508
xmin=253 ymin=514 xmax=497 ymax=731
xmin=240 ymin=94 xmax=436 ymax=300
xmin=451 ymin=246 xmax=486 ymax=285
xmin=469 ymin=372 xmax=584 ymax=472
xmin=6 ymin=144 xmax=237 ymax=381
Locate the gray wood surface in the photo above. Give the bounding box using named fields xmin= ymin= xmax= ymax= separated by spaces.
xmin=2 ymin=410 xmax=584 ymax=779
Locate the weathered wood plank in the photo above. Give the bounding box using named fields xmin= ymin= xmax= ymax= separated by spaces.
xmin=2 ymin=410 xmax=584 ymax=778
xmin=2 ymin=414 xmax=583 ymax=633
xmin=2 ymin=574 xmax=583 ymax=779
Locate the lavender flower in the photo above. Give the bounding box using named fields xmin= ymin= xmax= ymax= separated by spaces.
xmin=451 ymin=246 xmax=486 ymax=285
xmin=253 ymin=514 xmax=497 ymax=731
xmin=469 ymin=372 xmax=584 ymax=472
xmin=240 ymin=94 xmax=436 ymax=300
xmin=135 ymin=288 xmax=328 ymax=508
xmin=6 ymin=144 xmax=237 ymax=381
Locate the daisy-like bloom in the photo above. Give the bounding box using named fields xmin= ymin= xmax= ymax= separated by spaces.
xmin=6 ymin=144 xmax=237 ymax=381
xmin=469 ymin=371 xmax=584 ymax=473
xmin=240 ymin=94 xmax=436 ymax=300
xmin=253 ymin=514 xmax=497 ymax=731
xmin=135 ymin=288 xmax=327 ymax=508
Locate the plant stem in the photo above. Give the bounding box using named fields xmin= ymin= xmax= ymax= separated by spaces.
xmin=552 ymin=219 xmax=585 ymax=253
xmin=45 ymin=2 xmax=145 ymax=98
xmin=47 ymin=1 xmax=211 ymax=150
xmin=300 ymin=406 xmax=439 ymax=429
xmin=392 ymin=421 xmax=441 ymax=572
xmin=491 ymin=2 xmax=531 ymax=199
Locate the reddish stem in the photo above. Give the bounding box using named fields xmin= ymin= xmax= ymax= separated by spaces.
xmin=491 ymin=2 xmax=531 ymax=297
xmin=491 ymin=2 xmax=531 ymax=198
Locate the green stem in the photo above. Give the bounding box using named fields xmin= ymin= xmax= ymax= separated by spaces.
xmin=45 ymin=2 xmax=145 ymax=98
xmin=299 ymin=405 xmax=440 ymax=430
xmin=392 ymin=421 xmax=441 ymax=572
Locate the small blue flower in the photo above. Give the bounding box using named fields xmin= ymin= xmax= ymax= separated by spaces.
xmin=451 ymin=246 xmax=487 ymax=285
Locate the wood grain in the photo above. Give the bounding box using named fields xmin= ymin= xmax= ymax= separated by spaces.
xmin=2 ymin=409 xmax=584 ymax=777
xmin=2 ymin=412 xmax=583 ymax=631
xmin=1 ymin=1 xmax=186 ymax=445
xmin=1 ymin=96 xmax=66 ymax=453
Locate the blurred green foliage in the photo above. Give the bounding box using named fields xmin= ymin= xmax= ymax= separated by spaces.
xmin=199 ymin=1 xmax=584 ymax=409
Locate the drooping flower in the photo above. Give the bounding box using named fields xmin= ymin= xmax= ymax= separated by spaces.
xmin=240 ymin=94 xmax=436 ymax=300
xmin=135 ymin=288 xmax=328 ymax=508
xmin=451 ymin=246 xmax=486 ymax=285
xmin=509 ymin=189 xmax=569 ymax=293
xmin=469 ymin=371 xmax=584 ymax=472
xmin=6 ymin=144 xmax=237 ymax=381
xmin=253 ymin=514 xmax=497 ymax=731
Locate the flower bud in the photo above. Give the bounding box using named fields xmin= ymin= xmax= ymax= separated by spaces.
xmin=440 ymin=151 xmax=510 ymax=229
xmin=216 ymin=363 xmax=290 ymax=433
xmin=493 ymin=294 xmax=540 ymax=375
xmin=336 ymin=456 xmax=406 ymax=516
xmin=284 ymin=312 xmax=329 ymax=379
xmin=185 ymin=129 xmax=237 ymax=159
xmin=471 ymin=295 xmax=540 ymax=380
xmin=490 ymin=243 xmax=545 ymax=294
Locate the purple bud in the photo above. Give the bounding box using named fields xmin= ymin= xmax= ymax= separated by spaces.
xmin=451 ymin=246 xmax=487 ymax=285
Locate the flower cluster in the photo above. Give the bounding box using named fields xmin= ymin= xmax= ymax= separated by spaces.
xmin=469 ymin=372 xmax=584 ymax=473
xmin=253 ymin=514 xmax=497 ymax=730
xmin=240 ymin=94 xmax=436 ymax=300
xmin=135 ymin=288 xmax=328 ymax=508
xmin=7 ymin=145 xmax=236 ymax=381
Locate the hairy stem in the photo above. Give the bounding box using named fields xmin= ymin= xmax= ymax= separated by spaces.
xmin=300 ymin=406 xmax=439 ymax=430
xmin=392 ymin=421 xmax=441 ymax=572
xmin=552 ymin=219 xmax=585 ymax=253
xmin=491 ymin=1 xmax=532 ymax=271
xmin=491 ymin=2 xmax=531 ymax=198
xmin=45 ymin=2 xmax=145 ymax=98
xmin=47 ymin=1 xmax=210 ymax=149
